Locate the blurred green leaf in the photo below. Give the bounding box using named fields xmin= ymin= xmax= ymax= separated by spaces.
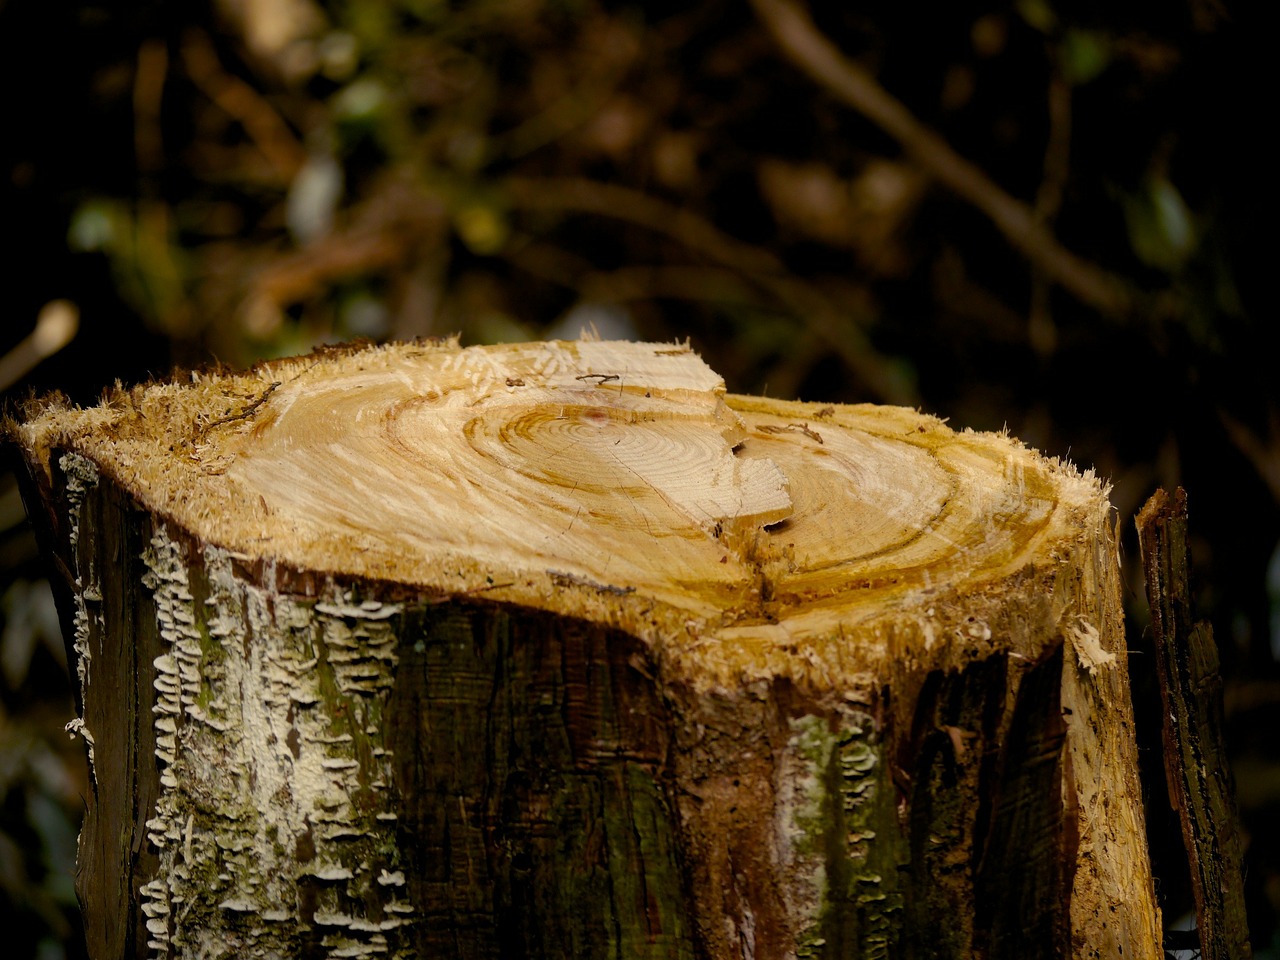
xmin=1016 ymin=0 xmax=1057 ymax=34
xmin=1061 ymin=28 xmax=1110 ymax=85
xmin=66 ymin=200 xmax=118 ymax=252
xmin=333 ymin=77 xmax=390 ymax=123
xmin=1123 ymin=176 xmax=1198 ymax=272
xmin=453 ymin=203 xmax=509 ymax=255
xmin=317 ymin=30 xmax=361 ymax=82
xmin=66 ymin=199 xmax=189 ymax=333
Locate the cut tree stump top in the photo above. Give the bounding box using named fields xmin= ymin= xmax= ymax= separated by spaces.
xmin=9 ymin=338 xmax=1164 ymax=959
xmin=14 ymin=338 xmax=1111 ymax=693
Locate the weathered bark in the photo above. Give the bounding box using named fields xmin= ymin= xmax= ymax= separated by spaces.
xmin=1137 ymin=489 xmax=1251 ymax=959
xmin=8 ymin=338 xmax=1161 ymax=959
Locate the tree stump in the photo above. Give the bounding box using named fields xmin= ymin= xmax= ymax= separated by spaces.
xmin=8 ymin=339 xmax=1161 ymax=959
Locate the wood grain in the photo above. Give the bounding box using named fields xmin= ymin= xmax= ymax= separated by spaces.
xmin=19 ymin=339 xmax=1090 ymax=680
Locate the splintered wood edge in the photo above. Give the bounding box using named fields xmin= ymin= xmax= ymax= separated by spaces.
xmin=14 ymin=337 xmax=1112 ymax=692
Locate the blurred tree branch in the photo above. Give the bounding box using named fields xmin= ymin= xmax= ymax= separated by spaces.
xmin=1221 ymin=408 xmax=1280 ymax=505
xmin=0 ymin=303 xmax=79 ymax=394
xmin=1028 ymin=71 xmax=1073 ymax=355
xmin=240 ymin=174 xmax=447 ymax=338
xmin=749 ymin=0 xmax=1135 ymax=322
xmin=503 ymin=176 xmax=917 ymax=404
xmin=181 ymin=29 xmax=307 ymax=182
xmin=133 ymin=38 xmax=168 ymax=179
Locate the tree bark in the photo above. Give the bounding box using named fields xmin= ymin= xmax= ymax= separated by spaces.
xmin=7 ymin=338 xmax=1161 ymax=959
xmin=1138 ymin=489 xmax=1251 ymax=959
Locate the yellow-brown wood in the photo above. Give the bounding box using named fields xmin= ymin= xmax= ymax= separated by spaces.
xmin=16 ymin=340 xmax=1101 ymax=677
xmin=11 ymin=338 xmax=1162 ymax=959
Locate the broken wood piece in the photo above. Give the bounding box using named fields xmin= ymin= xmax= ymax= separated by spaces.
xmin=1137 ymin=488 xmax=1251 ymax=960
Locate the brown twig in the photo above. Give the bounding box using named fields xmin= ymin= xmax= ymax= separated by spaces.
xmin=0 ymin=302 xmax=80 ymax=393
xmin=254 ymin=227 xmax=408 ymax=306
xmin=757 ymin=422 xmax=823 ymax=444
xmin=748 ymin=0 xmax=1135 ymax=322
xmin=504 ymin=176 xmax=781 ymax=276
xmin=181 ymin=29 xmax=307 ymax=182
xmin=1220 ymin=407 xmax=1280 ymax=506
xmin=243 ymin=177 xmax=448 ymax=332
xmin=133 ymin=38 xmax=169 ymax=177
xmin=199 ymin=381 xmax=281 ymax=436
xmin=498 ymin=42 xmax=632 ymax=160
xmin=1028 ymin=71 xmax=1074 ymax=355
xmin=1035 ymin=73 xmax=1074 ymax=228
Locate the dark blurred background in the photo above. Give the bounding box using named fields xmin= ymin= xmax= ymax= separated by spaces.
xmin=0 ymin=0 xmax=1272 ymax=956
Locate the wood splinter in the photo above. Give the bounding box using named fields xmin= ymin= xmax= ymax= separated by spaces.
xmin=197 ymin=380 xmax=281 ymax=435
xmin=548 ymin=569 xmax=636 ymax=596
xmin=757 ymin=421 xmax=824 ymax=444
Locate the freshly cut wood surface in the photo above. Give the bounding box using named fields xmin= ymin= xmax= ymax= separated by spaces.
xmin=12 ymin=338 xmax=1162 ymax=958
xmin=21 ymin=338 xmax=1094 ymax=685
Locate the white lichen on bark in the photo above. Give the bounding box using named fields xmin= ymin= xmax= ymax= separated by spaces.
xmin=776 ymin=714 xmax=835 ymax=940
xmin=778 ymin=710 xmax=891 ymax=960
xmin=59 ymin=452 xmax=101 ymax=779
xmin=138 ymin=526 xmax=413 ymax=958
